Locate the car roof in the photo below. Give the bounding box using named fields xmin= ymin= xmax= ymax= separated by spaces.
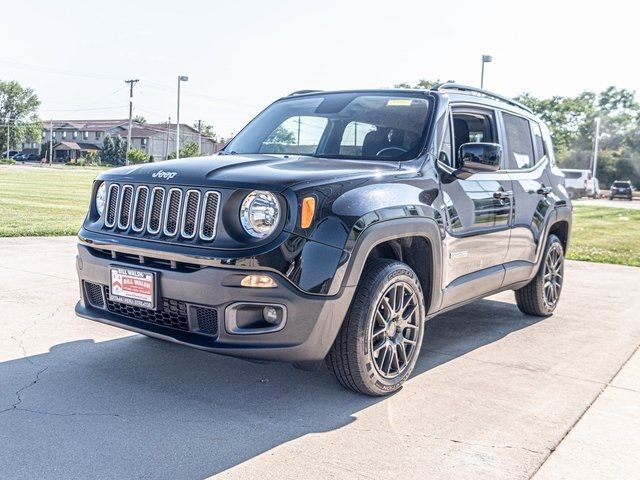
xmin=284 ymin=86 xmax=540 ymax=122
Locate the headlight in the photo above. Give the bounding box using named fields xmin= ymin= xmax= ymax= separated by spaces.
xmin=240 ymin=190 xmax=280 ymax=238
xmin=95 ymin=182 xmax=107 ymax=216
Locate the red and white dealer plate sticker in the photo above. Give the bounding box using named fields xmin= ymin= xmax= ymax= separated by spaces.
xmin=109 ymin=267 xmax=156 ymax=310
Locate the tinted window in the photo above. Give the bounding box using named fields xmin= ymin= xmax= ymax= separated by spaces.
xmin=451 ymin=110 xmax=496 ymax=167
xmin=613 ymin=182 xmax=630 ymax=188
xmin=503 ymin=112 xmax=535 ymax=169
xmin=531 ymin=121 xmax=546 ymax=162
xmin=225 ymin=93 xmax=432 ymax=161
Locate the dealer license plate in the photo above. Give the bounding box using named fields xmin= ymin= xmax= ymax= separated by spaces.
xmin=109 ymin=266 xmax=157 ymax=310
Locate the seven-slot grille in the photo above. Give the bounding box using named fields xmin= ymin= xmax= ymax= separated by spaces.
xmin=104 ymin=184 xmax=220 ymax=241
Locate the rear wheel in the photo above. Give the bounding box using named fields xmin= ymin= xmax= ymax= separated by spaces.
xmin=515 ymin=234 xmax=564 ymax=317
xmin=327 ymin=259 xmax=425 ymax=396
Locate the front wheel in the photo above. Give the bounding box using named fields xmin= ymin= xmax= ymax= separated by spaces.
xmin=327 ymin=259 xmax=425 ymax=396
xmin=514 ymin=234 xmax=565 ymax=316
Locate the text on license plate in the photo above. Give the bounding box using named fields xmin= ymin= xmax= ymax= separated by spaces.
xmin=109 ymin=267 xmax=156 ymax=310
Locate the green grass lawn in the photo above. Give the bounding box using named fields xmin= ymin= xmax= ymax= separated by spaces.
xmin=1 ymin=166 xmax=638 ymax=267
xmin=0 ymin=166 xmax=106 ymax=236
xmin=567 ymin=205 xmax=640 ymax=267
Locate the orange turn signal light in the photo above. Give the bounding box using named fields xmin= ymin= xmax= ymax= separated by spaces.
xmin=300 ymin=196 xmax=316 ymax=229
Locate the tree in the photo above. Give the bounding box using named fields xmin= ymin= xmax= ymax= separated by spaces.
xmin=0 ymin=80 xmax=41 ymax=153
xmin=193 ymin=122 xmax=217 ymax=141
xmin=112 ymin=135 xmax=128 ymax=165
xmin=128 ymin=148 xmax=149 ymax=164
xmin=515 ymin=87 xmax=640 ymax=186
xmin=133 ymin=115 xmax=147 ymax=124
xmin=167 ymin=141 xmax=200 ymax=159
xmin=101 ymin=135 xmax=116 ymax=164
xmin=394 ymin=79 xmax=439 ymax=89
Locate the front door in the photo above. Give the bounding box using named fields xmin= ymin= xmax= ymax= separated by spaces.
xmin=437 ymin=107 xmax=513 ymax=308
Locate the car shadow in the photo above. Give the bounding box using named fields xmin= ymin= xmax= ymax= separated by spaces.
xmin=0 ymin=297 xmax=544 ymax=479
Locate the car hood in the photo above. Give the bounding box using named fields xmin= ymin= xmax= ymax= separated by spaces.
xmin=97 ymin=154 xmax=405 ymax=191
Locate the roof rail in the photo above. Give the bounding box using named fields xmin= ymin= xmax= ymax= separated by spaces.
xmin=431 ymin=82 xmax=532 ymax=114
xmin=288 ymin=89 xmax=323 ymax=96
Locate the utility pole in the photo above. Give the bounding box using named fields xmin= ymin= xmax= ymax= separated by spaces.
xmin=124 ymin=79 xmax=139 ymax=166
xmin=5 ymin=119 xmax=9 ymax=161
xmin=176 ymin=75 xmax=189 ymax=159
xmin=592 ymin=117 xmax=601 ymax=179
xmin=197 ymin=120 xmax=202 ymax=155
xmin=49 ymin=119 xmax=53 ymax=165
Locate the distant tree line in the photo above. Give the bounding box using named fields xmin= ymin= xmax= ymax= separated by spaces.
xmin=398 ymin=80 xmax=640 ymax=187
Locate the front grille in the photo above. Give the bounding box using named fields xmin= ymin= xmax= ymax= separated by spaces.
xmin=196 ymin=307 xmax=218 ymax=335
xmin=104 ymin=286 xmax=189 ymax=331
xmin=103 ymin=183 xmax=220 ymax=242
xmin=117 ymin=185 xmax=134 ymax=229
xmin=163 ymin=188 xmax=182 ymax=236
xmin=132 ymin=186 xmax=149 ymax=231
xmin=181 ymin=190 xmax=200 ymax=238
xmin=148 ymin=187 xmax=165 ymax=233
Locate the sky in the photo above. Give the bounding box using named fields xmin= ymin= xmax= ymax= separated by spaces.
xmin=2 ymin=0 xmax=639 ymax=138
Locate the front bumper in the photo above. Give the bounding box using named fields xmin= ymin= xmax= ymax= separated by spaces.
xmin=75 ymin=244 xmax=355 ymax=363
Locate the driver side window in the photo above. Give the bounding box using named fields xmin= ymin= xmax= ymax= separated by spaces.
xmin=451 ymin=109 xmax=497 ymax=168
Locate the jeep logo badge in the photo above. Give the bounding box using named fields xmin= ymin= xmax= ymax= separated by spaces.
xmin=152 ymin=170 xmax=178 ymax=179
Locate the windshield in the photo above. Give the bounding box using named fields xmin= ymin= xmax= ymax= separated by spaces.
xmin=224 ymin=93 xmax=432 ymax=161
xmin=613 ymin=182 xmax=630 ymax=188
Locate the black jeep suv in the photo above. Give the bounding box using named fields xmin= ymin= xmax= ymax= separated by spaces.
xmin=76 ymin=84 xmax=572 ymax=396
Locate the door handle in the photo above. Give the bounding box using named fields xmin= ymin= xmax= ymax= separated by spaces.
xmin=536 ymin=186 xmax=553 ymax=196
xmin=493 ymin=190 xmax=513 ymax=199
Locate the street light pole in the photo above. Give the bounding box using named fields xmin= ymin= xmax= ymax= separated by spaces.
xmin=592 ymin=117 xmax=601 ymax=179
xmin=176 ymin=75 xmax=189 ymax=159
xmin=480 ymin=54 xmax=492 ymax=89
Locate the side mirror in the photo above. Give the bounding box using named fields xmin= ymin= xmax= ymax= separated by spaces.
xmin=454 ymin=142 xmax=502 ymax=179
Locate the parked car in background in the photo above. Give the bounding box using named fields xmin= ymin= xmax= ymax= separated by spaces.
xmin=609 ymin=180 xmax=633 ymax=201
xmin=561 ymin=168 xmax=598 ymax=198
xmin=2 ymin=150 xmax=19 ymax=159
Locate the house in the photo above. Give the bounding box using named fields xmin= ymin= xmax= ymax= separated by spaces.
xmin=26 ymin=119 xmax=217 ymax=162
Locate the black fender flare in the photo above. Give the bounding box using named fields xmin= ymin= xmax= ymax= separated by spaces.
xmin=329 ymin=217 xmax=444 ymax=315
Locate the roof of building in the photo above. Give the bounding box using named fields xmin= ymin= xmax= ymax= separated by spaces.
xmin=46 ymin=119 xmax=130 ymax=130
xmin=54 ymin=141 xmax=102 ymax=150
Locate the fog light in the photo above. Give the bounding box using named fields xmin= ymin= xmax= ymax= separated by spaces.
xmin=240 ymin=274 xmax=278 ymax=288
xmin=263 ymin=306 xmax=279 ymax=324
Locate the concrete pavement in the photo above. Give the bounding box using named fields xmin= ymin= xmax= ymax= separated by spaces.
xmin=0 ymin=237 xmax=639 ymax=479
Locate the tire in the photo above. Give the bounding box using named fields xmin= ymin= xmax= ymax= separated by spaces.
xmin=514 ymin=234 xmax=564 ymax=317
xmin=326 ymin=259 xmax=426 ymax=396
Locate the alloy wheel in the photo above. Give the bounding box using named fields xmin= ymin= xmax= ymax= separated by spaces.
xmin=543 ymin=243 xmax=564 ymax=308
xmin=369 ymin=281 xmax=421 ymax=379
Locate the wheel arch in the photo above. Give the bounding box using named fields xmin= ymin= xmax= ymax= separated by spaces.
xmin=334 ymin=217 xmax=444 ymax=316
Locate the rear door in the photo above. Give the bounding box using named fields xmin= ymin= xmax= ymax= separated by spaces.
xmin=438 ymin=105 xmax=513 ymax=307
xmin=500 ymin=111 xmax=555 ymax=284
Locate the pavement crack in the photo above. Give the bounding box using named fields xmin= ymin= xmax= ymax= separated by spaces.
xmin=6 ymin=366 xmax=49 ymax=412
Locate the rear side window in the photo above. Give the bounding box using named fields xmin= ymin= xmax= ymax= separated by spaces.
xmin=531 ymin=122 xmax=546 ymax=162
xmin=503 ymin=112 xmax=535 ymax=169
